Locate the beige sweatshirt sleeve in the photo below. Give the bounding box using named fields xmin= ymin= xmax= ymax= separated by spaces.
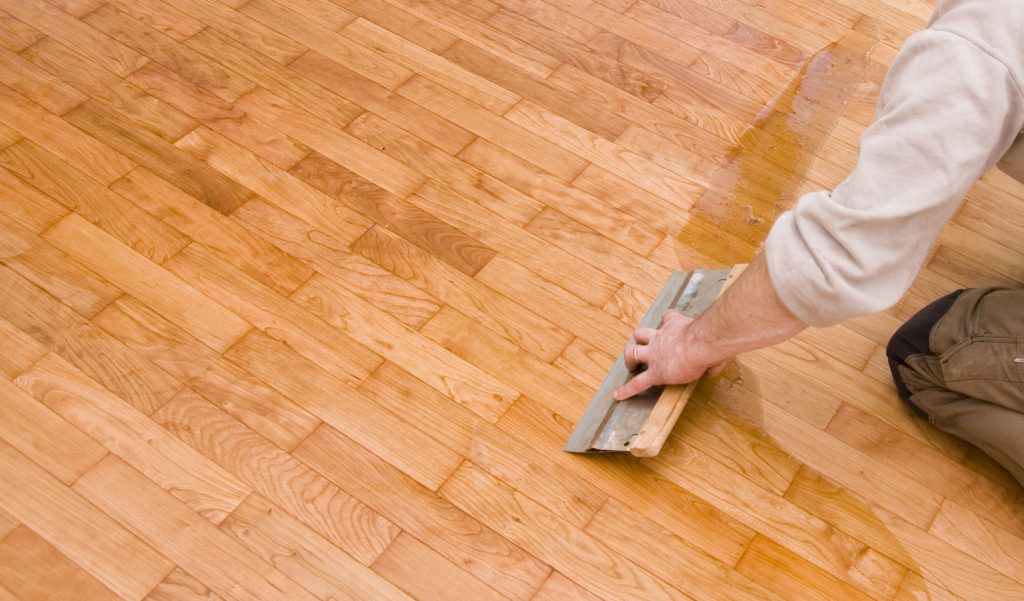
xmin=764 ymin=6 xmax=1024 ymax=327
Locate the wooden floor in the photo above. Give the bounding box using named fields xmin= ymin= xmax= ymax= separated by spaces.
xmin=1 ymin=0 xmax=1023 ymax=599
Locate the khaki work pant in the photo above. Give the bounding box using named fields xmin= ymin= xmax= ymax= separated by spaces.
xmin=887 ymin=288 xmax=1024 ymax=486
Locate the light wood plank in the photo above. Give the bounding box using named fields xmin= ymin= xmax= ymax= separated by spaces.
xmin=440 ymin=461 xmax=692 ymax=601
xmin=16 ymin=354 xmax=251 ymax=524
xmin=154 ymin=390 xmax=397 ymax=565
xmin=43 ymin=214 xmax=250 ymax=353
xmin=0 ymin=140 xmax=189 ymax=263
xmin=292 ymin=274 xmax=520 ymax=422
xmin=293 ymin=424 xmax=551 ymax=601
xmin=0 ymin=525 xmax=121 ymax=601
xmin=0 ymin=264 xmax=181 ymax=414
xmin=370 ymin=532 xmax=507 ymax=601
xmin=73 ymin=455 xmax=321 ymax=601
xmin=0 ymin=438 xmax=173 ymax=600
xmin=0 ymin=376 xmax=107 ymax=486
xmin=221 ymin=494 xmax=410 ymax=601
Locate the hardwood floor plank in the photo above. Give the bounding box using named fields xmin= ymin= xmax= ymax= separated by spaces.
xmin=235 ymin=87 xmax=425 ymax=196
xmin=111 ymin=167 xmax=314 ymax=296
xmin=396 ymin=75 xmax=587 ymax=181
xmin=73 ymin=455 xmax=321 ymax=601
xmin=239 ymin=0 xmax=411 ymax=89
xmin=16 ymin=354 xmax=251 ymax=524
xmin=189 ymin=361 xmax=322 ymax=454
xmin=485 ymin=7 xmax=667 ymax=101
xmin=343 ymin=18 xmax=519 ymax=114
xmin=64 ymin=100 xmax=255 ymax=214
xmin=505 ymin=100 xmax=703 ymax=203
xmin=44 ymin=214 xmax=251 ymax=352
xmin=20 ymin=36 xmax=201 ymax=143
xmin=370 ymin=532 xmax=508 ymax=601
xmin=413 ymin=181 xmax=622 ymax=307
xmin=0 ymin=438 xmax=173 ymax=600
xmin=0 ymin=84 xmax=135 ymax=185
xmin=232 ymin=199 xmax=441 ymax=329
xmin=825 ymin=402 xmax=1024 ymax=536
xmin=164 ymin=242 xmax=379 ymax=386
xmin=0 ymin=10 xmax=43 ymax=52
xmin=0 ymin=159 xmax=73 ymax=233
xmin=221 ymin=494 xmax=410 ymax=600
xmin=105 ymin=0 xmax=206 ymax=42
xmin=0 ymin=211 xmax=121 ymax=319
xmin=358 ymin=361 xmax=606 ymax=528
xmin=785 ymin=467 xmax=1024 ymax=601
xmin=0 ymin=508 xmax=17 ymax=543
xmin=224 ymin=330 xmax=461 ymax=490
xmin=531 ymin=571 xmax=603 ymax=601
xmin=737 ymin=534 xmax=877 ymax=601
xmin=83 ymin=3 xmax=255 ymax=103
xmin=289 ymin=50 xmax=475 ymax=155
xmin=0 ymin=265 xmax=180 ymax=414
xmin=0 ymin=376 xmax=106 ymax=486
xmin=144 ymin=567 xmax=224 ymax=601
xmin=343 ymin=111 xmax=543 ymax=227
xmin=0 ymin=317 xmax=48 ymax=379
xmin=383 ymin=0 xmax=561 ymax=77
xmin=440 ymin=462 xmax=692 ymax=601
xmin=498 ymin=398 xmax=757 ymax=567
xmin=166 ymin=0 xmax=308 ymax=65
xmin=586 ymin=498 xmax=785 ymax=601
xmin=930 ymin=499 xmax=1024 ymax=587
xmin=92 ymin=296 xmax=221 ymax=384
xmin=0 ymin=46 xmax=85 ymax=115
xmin=288 ymin=151 xmax=496 ymax=277
xmin=0 ymin=525 xmax=121 ymax=601
xmin=0 ymin=0 xmax=145 ymax=75
xmin=154 ymin=390 xmax=398 ymax=564
xmin=0 ymin=140 xmax=188 ymax=262
xmin=292 ymin=274 xmax=518 ymax=422
xmin=293 ymin=424 xmax=551 ymax=601
xmin=351 ymin=225 xmax=571 ymax=362
xmin=174 ymin=127 xmax=372 ymax=247
xmin=330 ymin=0 xmax=458 ymax=54
xmin=475 ymin=255 xmax=630 ymax=355
xmin=458 ymin=138 xmax=664 ymax=256
xmin=127 ymin=61 xmax=308 ymax=169
xmin=552 ymin=337 xmax=614 ymax=393
xmin=184 ymin=27 xmax=362 ymax=129
xmin=525 ymin=206 xmax=672 ymax=295
xmin=418 ymin=306 xmax=589 ymax=423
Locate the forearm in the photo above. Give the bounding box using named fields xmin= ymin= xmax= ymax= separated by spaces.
xmin=684 ymin=252 xmax=806 ymax=366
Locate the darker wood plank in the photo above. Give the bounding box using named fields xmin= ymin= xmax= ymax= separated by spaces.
xmin=290 ymin=152 xmax=497 ymax=276
xmin=63 ymin=99 xmax=254 ymax=214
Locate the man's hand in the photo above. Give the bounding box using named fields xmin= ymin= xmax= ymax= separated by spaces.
xmin=613 ymin=309 xmax=727 ymax=400
xmin=611 ymin=252 xmax=807 ymax=401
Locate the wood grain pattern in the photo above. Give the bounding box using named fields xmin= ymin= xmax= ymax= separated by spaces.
xmin=154 ymin=390 xmax=398 ymax=565
xmin=20 ymin=36 xmax=201 ymax=143
xmin=220 ymin=494 xmax=410 ymax=601
xmin=294 ymin=424 xmax=550 ymax=601
xmin=73 ymin=455 xmax=320 ymax=601
xmin=16 ymin=354 xmax=251 ymax=524
xmin=2 ymin=2 xmax=1021 ymax=599
xmin=0 ymin=438 xmax=174 ymax=600
xmin=0 ymin=139 xmax=189 ymax=262
xmin=0 ymin=265 xmax=181 ymax=413
xmin=144 ymin=568 xmax=223 ymax=601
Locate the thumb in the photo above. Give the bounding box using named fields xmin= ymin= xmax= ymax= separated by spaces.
xmin=613 ymin=371 xmax=656 ymax=401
